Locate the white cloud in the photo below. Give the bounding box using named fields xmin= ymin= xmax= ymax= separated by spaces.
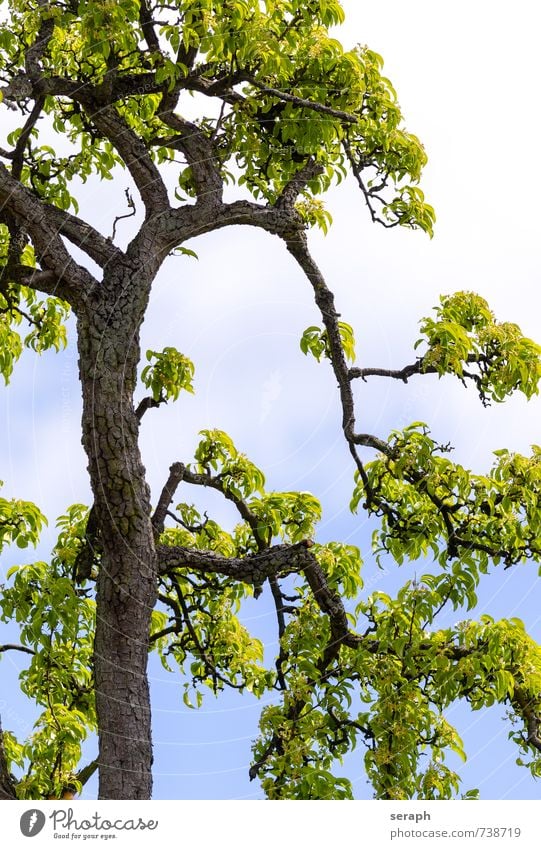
xmin=1 ymin=0 xmax=541 ymax=799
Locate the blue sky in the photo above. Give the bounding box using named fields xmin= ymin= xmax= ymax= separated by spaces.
xmin=1 ymin=0 xmax=541 ymax=799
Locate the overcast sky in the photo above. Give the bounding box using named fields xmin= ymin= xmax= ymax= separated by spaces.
xmin=1 ymin=0 xmax=540 ymax=800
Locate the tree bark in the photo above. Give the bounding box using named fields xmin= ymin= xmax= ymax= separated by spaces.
xmin=76 ymin=259 xmax=158 ymax=799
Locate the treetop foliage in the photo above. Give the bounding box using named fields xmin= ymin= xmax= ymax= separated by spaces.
xmin=0 ymin=0 xmax=434 ymax=225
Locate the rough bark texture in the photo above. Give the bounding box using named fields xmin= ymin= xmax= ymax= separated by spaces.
xmin=76 ymin=253 xmax=159 ymax=799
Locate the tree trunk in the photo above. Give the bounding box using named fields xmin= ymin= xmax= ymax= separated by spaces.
xmin=76 ymin=264 xmax=157 ymax=799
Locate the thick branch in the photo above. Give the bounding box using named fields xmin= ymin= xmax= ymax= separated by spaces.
xmin=79 ymin=102 xmax=170 ymax=215
xmin=152 ymin=462 xmax=186 ymax=537
xmin=159 ymin=533 xmax=363 ymax=667
xmin=25 ymin=72 xmax=169 ymax=216
xmin=0 ymin=138 xmax=120 ymax=270
xmin=0 ymin=164 xmax=97 ymax=303
xmin=24 ymin=0 xmax=55 ymax=82
xmin=275 ymin=159 xmax=324 ymax=209
xmin=76 ymin=758 xmax=99 ymax=788
xmin=513 ymin=689 xmax=541 ymax=753
xmin=45 ymin=207 xmax=123 ymax=270
xmin=2 ymin=265 xmax=59 ymax=297
xmin=135 ymin=395 xmax=163 ymax=421
xmin=244 ymin=75 xmax=359 ymax=124
xmin=0 ymin=643 xmax=35 ymax=656
xmin=157 ymin=539 xmax=316 ymax=584
xmin=350 ymin=361 xmax=429 ymax=382
xmin=173 ymin=463 xmax=264 ymax=543
xmin=156 ymin=92 xmax=224 ymax=206
xmin=156 ymin=199 xmax=299 ymax=256
xmin=352 ymin=433 xmax=393 ymax=455
xmin=138 ymin=0 xmax=161 ymax=53
xmin=283 ymin=228 xmax=377 ymax=496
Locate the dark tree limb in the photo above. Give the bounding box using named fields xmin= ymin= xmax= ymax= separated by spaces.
xmin=352 ymin=433 xmax=394 ymax=455
xmin=24 ymin=0 xmax=56 ymax=82
xmin=244 ymin=75 xmax=359 ymax=124
xmin=76 ymin=758 xmax=99 ymax=788
xmin=268 ymin=575 xmax=288 ymax=690
xmin=157 ymin=539 xmax=317 ymax=584
xmin=138 ymin=0 xmax=161 ymax=53
xmin=152 ymin=462 xmax=186 ymax=538
xmin=47 ymin=207 xmax=122 ymax=271
xmin=157 ymin=197 xmax=300 ymax=253
xmin=19 ymin=56 xmax=169 ymax=216
xmin=5 ymin=265 xmax=65 ymax=299
xmin=513 ymin=690 xmax=541 ymax=753
xmin=156 ymin=90 xmax=224 ymax=206
xmin=275 ymin=159 xmax=325 ymax=209
xmin=350 ymin=361 xmax=429 ymax=382
xmin=283 ymin=227 xmax=375 ymax=497
xmin=0 ymin=164 xmax=97 ymax=304
xmin=11 ymin=96 xmax=45 ymax=182
xmin=78 ymin=102 xmax=170 ymax=216
xmin=349 ymin=354 xmax=480 ymax=384
xmin=135 ymin=395 xmax=163 ymax=421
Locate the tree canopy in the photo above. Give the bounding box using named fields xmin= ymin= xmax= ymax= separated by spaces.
xmin=1 ymin=0 xmax=541 ymax=801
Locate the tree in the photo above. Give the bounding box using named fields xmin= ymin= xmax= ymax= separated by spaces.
xmin=1 ymin=0 xmax=541 ymax=802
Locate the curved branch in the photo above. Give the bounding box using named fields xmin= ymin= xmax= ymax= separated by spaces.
xmin=513 ymin=689 xmax=541 ymax=753
xmin=342 ymin=138 xmax=397 ymax=228
xmin=275 ymin=159 xmax=325 ymax=209
xmin=76 ymin=758 xmax=99 ymax=788
xmin=172 ymin=463 xmax=264 ymax=544
xmin=138 ymin=0 xmax=161 ymax=53
xmin=45 ymin=207 xmax=123 ymax=270
xmin=78 ymin=102 xmax=170 ymax=216
xmin=350 ymin=361 xmax=429 ymax=382
xmin=152 ymin=462 xmax=186 ymax=538
xmin=157 ymin=539 xmax=316 ymax=584
xmin=0 ymin=714 xmax=17 ymax=800
xmin=21 ymin=72 xmax=170 ymax=216
xmin=283 ymin=228 xmax=376 ymax=496
xmin=0 ymin=163 xmax=97 ymax=303
xmin=156 ymin=93 xmax=224 ymax=206
xmin=2 ymin=264 xmax=59 ymax=297
xmin=353 ymin=433 xmax=393 ymax=455
xmin=157 ymin=197 xmax=298 ymax=252
xmin=0 ymin=643 xmax=35 ymax=656
xmin=244 ymin=75 xmax=359 ymax=124
xmin=349 ymin=355 xmax=482 ymax=384
xmin=11 ymin=96 xmax=45 ymax=182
